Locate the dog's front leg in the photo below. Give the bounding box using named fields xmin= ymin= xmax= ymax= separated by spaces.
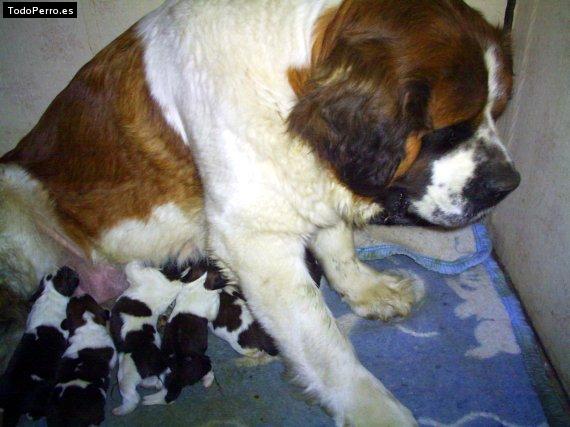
xmin=210 ymin=229 xmax=416 ymax=426
xmin=310 ymin=222 xmax=424 ymax=321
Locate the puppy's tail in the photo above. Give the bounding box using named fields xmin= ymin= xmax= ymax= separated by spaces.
xmin=0 ymin=164 xmax=62 ymax=370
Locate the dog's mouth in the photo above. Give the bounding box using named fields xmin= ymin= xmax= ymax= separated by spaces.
xmin=370 ymin=187 xmax=492 ymax=228
xmin=371 ymin=188 xmax=430 ymax=226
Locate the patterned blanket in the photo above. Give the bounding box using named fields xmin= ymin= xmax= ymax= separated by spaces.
xmin=22 ymin=224 xmax=564 ymax=427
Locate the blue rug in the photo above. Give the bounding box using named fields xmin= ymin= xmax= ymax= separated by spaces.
xmin=22 ymin=225 xmax=564 ymax=427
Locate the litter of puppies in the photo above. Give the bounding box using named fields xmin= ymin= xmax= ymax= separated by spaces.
xmin=0 ymin=253 xmax=300 ymax=425
xmin=0 ymin=267 xmax=79 ymax=427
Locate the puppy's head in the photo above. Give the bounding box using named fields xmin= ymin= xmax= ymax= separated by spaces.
xmin=62 ymin=294 xmax=110 ymax=334
xmin=160 ymin=259 xmax=211 ymax=283
xmin=51 ymin=266 xmax=80 ymax=297
xmin=168 ymin=355 xmax=211 ymax=389
xmin=288 ymin=0 xmax=518 ymax=227
xmin=30 ymin=267 xmax=80 ymax=303
xmin=48 ymin=384 xmax=106 ymax=427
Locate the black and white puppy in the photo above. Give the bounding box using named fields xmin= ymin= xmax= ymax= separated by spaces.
xmin=143 ymin=272 xmax=216 ymax=406
xmin=110 ymin=261 xmax=183 ymax=415
xmin=0 ymin=267 xmax=79 ymax=427
xmin=207 ymin=269 xmax=279 ymax=359
xmin=166 ymin=261 xmax=280 ymax=360
xmin=49 ymin=294 xmax=116 ymax=426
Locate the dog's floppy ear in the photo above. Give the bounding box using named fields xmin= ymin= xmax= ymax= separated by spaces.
xmin=287 ymin=20 xmax=430 ymax=197
xmin=288 ymin=69 xmax=429 ymax=197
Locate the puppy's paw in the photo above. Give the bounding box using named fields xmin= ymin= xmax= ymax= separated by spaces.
xmin=336 ymin=375 xmax=417 ymax=427
xmin=202 ymin=371 xmax=215 ymax=387
xmin=112 ymin=402 xmax=138 ymax=416
xmin=347 ymin=272 xmax=424 ymax=321
xmin=140 ymin=376 xmax=162 ymax=389
xmin=142 ymin=389 xmax=168 ymax=406
xmin=124 ymin=260 xmax=146 ymax=278
xmin=234 ymin=353 xmax=279 ymax=367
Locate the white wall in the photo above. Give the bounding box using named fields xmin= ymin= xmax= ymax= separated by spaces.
xmin=491 ymin=0 xmax=570 ymax=393
xmin=465 ymin=0 xmax=507 ymax=26
xmin=0 ymin=0 xmax=162 ymax=155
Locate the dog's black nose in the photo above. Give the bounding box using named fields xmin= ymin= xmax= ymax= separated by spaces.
xmin=486 ymin=166 xmax=521 ymax=197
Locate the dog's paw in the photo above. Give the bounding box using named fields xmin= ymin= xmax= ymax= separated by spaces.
xmin=336 ymin=375 xmax=417 ymax=427
xmin=124 ymin=260 xmax=146 ymax=278
xmin=202 ymin=371 xmax=215 ymax=387
xmin=234 ymin=353 xmax=279 ymax=367
xmin=142 ymin=389 xmax=168 ymax=406
xmin=346 ymin=272 xmax=424 ymax=321
xmin=140 ymin=376 xmax=162 ymax=389
xmin=112 ymin=402 xmax=138 ymax=416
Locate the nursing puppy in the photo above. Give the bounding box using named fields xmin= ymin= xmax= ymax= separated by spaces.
xmin=209 ymin=268 xmax=279 ymax=359
xmin=160 ymin=261 xmax=279 ymax=362
xmin=143 ymin=272 xmax=215 ymax=406
xmin=110 ymin=261 xmax=182 ymax=415
xmin=0 ymin=267 xmax=78 ymax=427
xmin=49 ymin=294 xmax=116 ymax=427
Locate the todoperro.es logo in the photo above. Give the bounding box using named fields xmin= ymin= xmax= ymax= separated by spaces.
xmin=3 ymin=2 xmax=77 ymax=18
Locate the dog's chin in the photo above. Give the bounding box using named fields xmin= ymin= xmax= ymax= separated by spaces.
xmin=414 ymin=204 xmax=494 ymax=229
xmin=370 ymin=208 xmax=489 ymax=228
xmin=369 ymin=210 xmax=430 ymax=226
xmin=370 ymin=191 xmax=430 ymax=226
xmin=371 ymin=190 xmax=492 ymax=228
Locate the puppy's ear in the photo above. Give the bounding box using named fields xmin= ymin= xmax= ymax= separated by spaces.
xmin=28 ymin=281 xmax=46 ymax=304
xmin=205 ymin=268 xmax=227 ymax=290
xmin=60 ymin=319 xmax=69 ymax=331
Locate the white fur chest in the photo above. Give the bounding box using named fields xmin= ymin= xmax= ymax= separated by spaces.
xmin=138 ymin=0 xmax=376 ymax=231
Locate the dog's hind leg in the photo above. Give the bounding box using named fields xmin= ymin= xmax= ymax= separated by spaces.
xmin=113 ymin=354 xmax=142 ymax=416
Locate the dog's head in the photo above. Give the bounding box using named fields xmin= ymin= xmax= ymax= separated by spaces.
xmin=288 ymin=0 xmax=518 ymax=227
xmin=29 ymin=266 xmax=80 ymax=303
xmin=62 ymin=294 xmax=110 ymax=334
xmin=164 ymin=355 xmax=212 ymax=402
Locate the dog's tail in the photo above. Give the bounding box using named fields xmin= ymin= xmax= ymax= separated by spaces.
xmin=0 ymin=164 xmax=62 ymax=370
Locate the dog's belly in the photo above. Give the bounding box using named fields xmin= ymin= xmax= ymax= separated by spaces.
xmin=96 ymin=203 xmax=206 ymax=265
xmin=79 ymin=203 xmax=206 ymax=302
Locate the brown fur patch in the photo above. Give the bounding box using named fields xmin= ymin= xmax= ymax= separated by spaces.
xmin=1 ymin=28 xmax=203 ymax=257
xmin=287 ymin=0 xmax=513 ymax=188
xmin=393 ymin=133 xmax=423 ymax=180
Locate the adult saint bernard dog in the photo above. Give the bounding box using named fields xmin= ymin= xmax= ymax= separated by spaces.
xmin=0 ymin=0 xmax=520 ymax=425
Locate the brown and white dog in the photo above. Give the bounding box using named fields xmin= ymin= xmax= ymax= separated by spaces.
xmin=0 ymin=1 xmax=519 ymax=425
